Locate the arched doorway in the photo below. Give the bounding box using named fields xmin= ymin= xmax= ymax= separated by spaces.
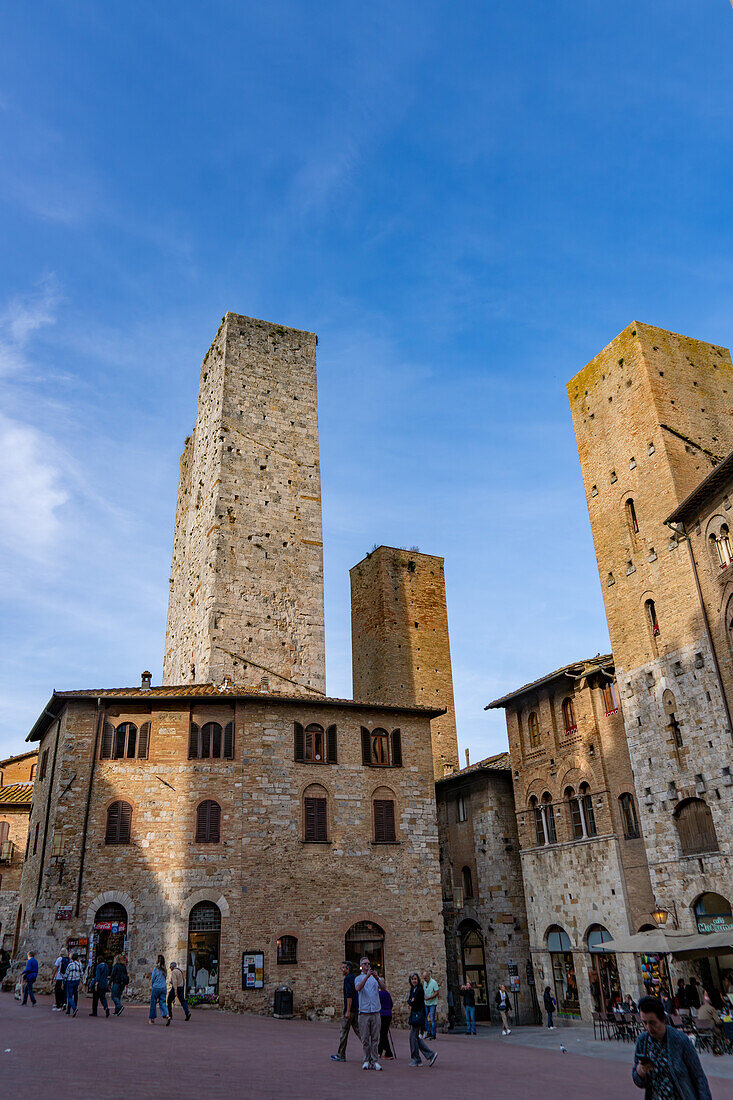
xmin=547 ymin=926 xmax=579 ymax=1018
xmin=187 ymin=901 xmax=221 ymax=1001
xmin=587 ymin=925 xmax=620 ymax=1012
xmin=460 ymin=922 xmax=489 ymax=1020
xmin=93 ymin=903 xmax=128 ymax=971
xmin=345 ymin=921 xmax=385 ymax=976
xmin=694 ymin=892 xmax=733 ymax=999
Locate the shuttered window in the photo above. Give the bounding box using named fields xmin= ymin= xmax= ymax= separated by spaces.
xmin=101 ymin=722 xmax=149 ymax=760
xmin=137 ymin=722 xmax=150 ymax=760
xmin=100 ymin=722 xmax=115 ymax=759
xmin=38 ymin=750 xmax=48 ymax=782
xmin=294 ymin=723 xmax=337 ymax=764
xmin=105 ymin=801 xmax=132 ymax=845
xmin=676 ymin=798 xmax=719 ymax=855
xmin=195 ymin=800 xmax=221 ymax=843
xmin=373 ymin=799 xmax=396 ymax=843
xmin=188 ymin=721 xmax=234 ymax=760
xmin=304 ymin=797 xmax=328 ymax=842
xmin=361 ymin=728 xmax=402 ymax=767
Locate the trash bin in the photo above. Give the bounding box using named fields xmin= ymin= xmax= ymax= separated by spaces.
xmin=274 ymin=985 xmax=293 ymax=1018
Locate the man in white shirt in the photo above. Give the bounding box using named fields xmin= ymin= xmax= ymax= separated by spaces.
xmin=354 ymin=957 xmax=386 ymax=1070
xmin=64 ymin=954 xmax=84 ymax=1016
xmin=422 ymin=970 xmax=439 ymax=1039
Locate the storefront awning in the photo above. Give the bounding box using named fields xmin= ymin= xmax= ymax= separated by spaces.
xmin=596 ymin=928 xmax=733 ymax=957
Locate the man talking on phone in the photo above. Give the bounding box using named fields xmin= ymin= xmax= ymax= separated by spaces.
xmin=633 ymin=995 xmax=712 ymax=1099
xmin=354 ymin=956 xmax=386 ymax=1071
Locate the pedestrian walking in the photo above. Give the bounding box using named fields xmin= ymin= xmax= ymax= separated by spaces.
xmin=90 ymin=957 xmax=110 ymax=1016
xmin=354 ymin=956 xmax=385 ymax=1070
xmin=633 ymin=995 xmax=712 ymax=1098
xmin=110 ymin=954 xmax=129 ymax=1015
xmin=460 ymin=979 xmax=477 ymax=1034
xmin=64 ymin=953 xmax=84 ymax=1016
xmin=149 ymin=954 xmax=170 ymax=1025
xmin=496 ymin=983 xmax=512 ymax=1034
xmin=167 ymin=961 xmax=191 ymax=1021
xmin=407 ymin=973 xmax=438 ymax=1067
xmin=378 ymin=985 xmax=394 ymax=1059
xmin=52 ymin=950 xmax=70 ymax=1011
xmin=421 ymin=969 xmax=439 ymax=1039
xmin=21 ymin=951 xmax=38 ymax=1006
xmin=543 ymin=985 xmax=557 ymax=1029
xmin=331 ymin=961 xmax=359 ymax=1063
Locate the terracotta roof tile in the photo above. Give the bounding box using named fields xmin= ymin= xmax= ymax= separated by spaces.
xmin=485 ymin=654 xmax=614 ymax=710
xmin=0 ymin=783 xmax=33 ymax=806
xmin=436 ymin=751 xmax=512 ymax=784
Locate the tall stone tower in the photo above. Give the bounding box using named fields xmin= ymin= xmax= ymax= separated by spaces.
xmin=350 ymin=546 xmax=459 ymax=778
xmin=164 ymin=312 xmax=326 ymax=694
xmin=568 ymin=321 xmax=733 ymax=922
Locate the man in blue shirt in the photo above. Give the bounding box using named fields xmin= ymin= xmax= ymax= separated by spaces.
xmin=355 ymin=957 xmax=387 ymax=1071
xmin=22 ymin=951 xmax=38 ymax=1006
xmin=331 ymin=961 xmax=359 ymax=1062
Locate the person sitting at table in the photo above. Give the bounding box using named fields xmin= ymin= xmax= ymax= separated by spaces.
xmin=622 ymin=993 xmax=637 ymax=1014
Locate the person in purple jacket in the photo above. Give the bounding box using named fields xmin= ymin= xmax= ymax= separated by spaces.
xmin=378 ymin=985 xmax=394 ymax=1060
xmin=22 ymin=951 xmax=38 ymax=1006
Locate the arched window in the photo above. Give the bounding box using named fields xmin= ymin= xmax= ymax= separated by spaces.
xmin=675 ymin=798 xmax=718 ymax=855
xmin=277 ymin=935 xmax=298 ymax=964
xmin=547 ymin=925 xmax=579 ymax=1016
xmin=580 ymin=782 xmax=597 ymax=837
xmin=294 ymin=722 xmax=337 ymax=764
xmin=566 ymin=786 xmax=583 ymax=839
xmin=462 ymin=866 xmax=474 ymax=899
xmin=709 ymin=524 xmax=733 ymax=569
xmin=542 ymin=792 xmax=557 ymax=844
xmin=528 ymin=712 xmax=540 ymax=748
xmin=188 ymin=720 xmax=234 ymax=760
xmin=625 ymin=498 xmax=639 ymax=538
xmin=361 ymin=728 xmax=402 ymax=768
xmin=619 ymin=793 xmax=640 ymax=839
xmin=562 ymin=698 xmax=577 ymax=735
xmin=693 ymin=893 xmax=732 ymax=934
xmin=187 ymin=901 xmax=221 ymax=999
xmin=645 ymin=599 xmax=660 ymax=638
xmin=303 ymin=784 xmax=328 ymax=843
xmin=373 ymin=790 xmax=396 ymax=843
xmin=196 ymin=800 xmax=221 ymax=843
xmin=345 ymin=921 xmax=384 ymax=976
xmin=529 ymin=796 xmax=544 ymax=845
xmin=101 ymin=721 xmax=150 ymax=760
xmin=105 ymin=801 xmax=132 ymax=845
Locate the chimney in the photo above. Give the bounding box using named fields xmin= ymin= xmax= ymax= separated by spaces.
xmin=464 ymin=748 xmax=470 ymax=767
xmin=141 ymin=671 xmax=152 ymax=690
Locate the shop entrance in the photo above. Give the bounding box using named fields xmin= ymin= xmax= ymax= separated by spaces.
xmin=587 ymin=925 xmax=620 ymax=1012
xmin=345 ymin=921 xmax=385 ymax=976
xmin=548 ymin=926 xmax=580 ymax=1017
xmin=460 ymin=923 xmax=489 ymax=1020
xmin=694 ymin=893 xmax=733 ymax=1002
xmin=93 ymin=903 xmax=127 ymax=970
xmin=187 ymin=901 xmax=221 ymax=1001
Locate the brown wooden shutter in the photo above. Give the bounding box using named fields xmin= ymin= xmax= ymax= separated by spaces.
xmin=294 ymin=723 xmax=305 ymax=762
xmin=678 ymin=800 xmax=718 ymax=854
xmin=326 ymin=725 xmax=337 ymax=764
xmin=188 ymin=723 xmax=199 ymax=759
xmin=223 ymin=722 xmax=234 ymax=759
xmin=137 ymin=722 xmax=150 ymax=759
xmin=119 ymin=801 xmax=132 ymax=843
xmin=196 ymin=800 xmax=221 ymax=843
xmin=100 ymin=722 xmax=115 ymax=759
xmin=304 ymin=797 xmax=327 ymax=842
xmin=105 ymin=802 xmax=120 ymax=843
xmin=374 ymin=799 xmax=396 ymax=843
xmin=314 ymin=798 xmax=327 ymax=841
xmin=391 ymin=729 xmax=402 ymax=768
xmin=361 ymin=728 xmax=372 ymax=765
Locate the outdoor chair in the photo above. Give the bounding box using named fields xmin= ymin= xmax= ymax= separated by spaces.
xmin=693 ymin=1021 xmax=715 ymax=1054
xmin=592 ymin=1011 xmax=607 ymax=1040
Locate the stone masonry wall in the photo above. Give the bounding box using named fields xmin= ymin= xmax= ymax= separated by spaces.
xmin=164 ymin=313 xmax=326 ymax=696
xmin=18 ymin=696 xmax=446 ymax=1021
xmin=351 ymin=547 xmax=459 ymax=779
xmin=567 ymin=322 xmax=733 ymax=933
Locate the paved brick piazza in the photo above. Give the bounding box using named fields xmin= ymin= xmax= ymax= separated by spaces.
xmin=3 ymin=994 xmax=733 ymax=1099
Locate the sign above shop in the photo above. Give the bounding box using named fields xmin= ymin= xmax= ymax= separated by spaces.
xmin=94 ymin=921 xmax=126 ymax=932
xmin=56 ymin=905 xmax=73 ymax=921
xmin=696 ymin=913 xmax=733 ymax=934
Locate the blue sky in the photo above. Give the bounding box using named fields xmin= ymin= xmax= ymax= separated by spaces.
xmin=1 ymin=1 xmax=731 ymax=762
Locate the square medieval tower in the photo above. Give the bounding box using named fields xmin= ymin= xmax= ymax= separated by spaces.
xmin=163 ymin=313 xmax=326 ymax=694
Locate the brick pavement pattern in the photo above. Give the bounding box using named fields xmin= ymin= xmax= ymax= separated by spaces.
xmin=3 ymin=994 xmax=732 ymax=1100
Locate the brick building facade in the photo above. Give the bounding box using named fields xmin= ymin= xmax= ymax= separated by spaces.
xmin=568 ymin=322 xmax=733 ymax=991
xmin=350 ymin=546 xmax=459 ymax=779
xmin=436 ymin=754 xmax=533 ymax=1026
xmin=0 ymin=751 xmax=36 ymax=955
xmin=488 ymin=657 xmax=656 ymax=1023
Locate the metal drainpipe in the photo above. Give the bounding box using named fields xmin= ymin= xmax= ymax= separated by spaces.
xmin=666 ymin=520 xmax=733 ymax=743
xmin=75 ymin=697 xmax=104 ymax=917
xmin=35 ymin=714 xmax=63 ymax=905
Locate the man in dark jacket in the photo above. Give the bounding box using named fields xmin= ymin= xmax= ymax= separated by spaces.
xmin=22 ymin=952 xmax=38 ymax=1005
xmin=331 ymin=961 xmax=359 ymax=1062
xmin=633 ymin=996 xmax=712 ymax=1100
xmin=89 ymin=959 xmax=110 ymax=1017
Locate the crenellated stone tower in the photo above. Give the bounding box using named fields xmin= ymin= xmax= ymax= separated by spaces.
xmin=163 ymin=312 xmax=326 ymax=694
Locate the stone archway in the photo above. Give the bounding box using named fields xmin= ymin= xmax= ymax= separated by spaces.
xmin=85 ymin=890 xmax=135 ymax=926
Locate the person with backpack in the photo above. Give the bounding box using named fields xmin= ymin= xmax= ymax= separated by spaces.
xmin=110 ymin=954 xmax=129 ymax=1016
xmin=543 ymin=985 xmax=557 ymax=1029
xmin=52 ymin=950 xmax=70 ymax=1010
xmin=64 ymin=953 xmax=84 ymax=1015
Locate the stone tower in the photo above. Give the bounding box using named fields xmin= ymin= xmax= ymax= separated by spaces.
xmin=163 ymin=312 xmax=326 ymax=694
xmin=567 ymin=321 xmax=733 ymax=923
xmin=350 ymin=546 xmax=459 ymax=778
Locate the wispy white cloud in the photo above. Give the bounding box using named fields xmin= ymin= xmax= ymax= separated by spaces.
xmin=0 ymin=275 xmax=61 ymax=376
xmin=0 ymin=412 xmax=68 ymax=558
